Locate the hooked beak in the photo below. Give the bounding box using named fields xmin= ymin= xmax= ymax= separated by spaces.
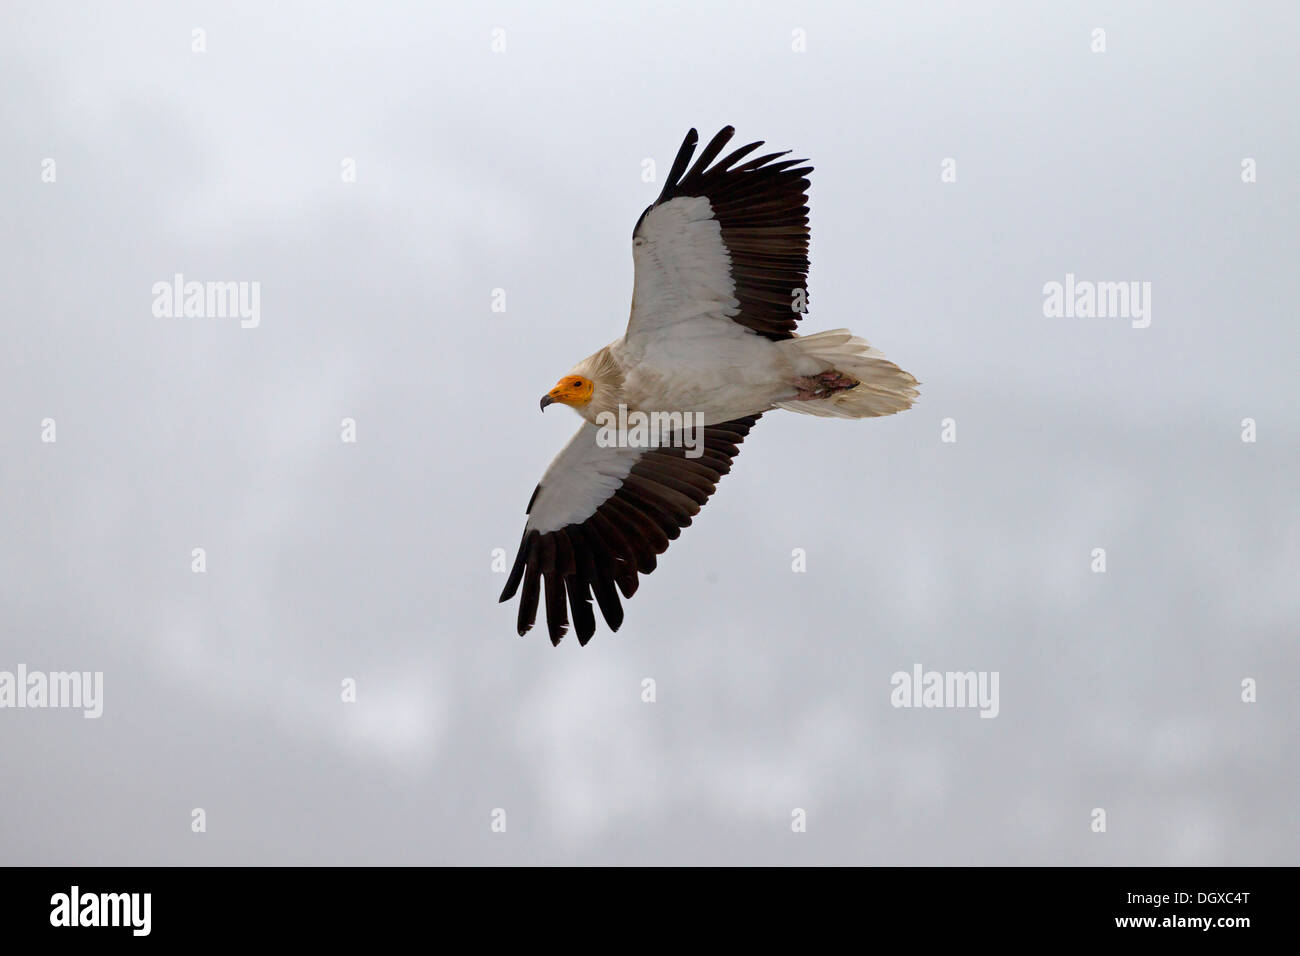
xmin=540 ymin=394 xmax=555 ymax=411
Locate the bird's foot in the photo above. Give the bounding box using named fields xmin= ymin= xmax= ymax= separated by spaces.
xmin=792 ymin=370 xmax=860 ymax=401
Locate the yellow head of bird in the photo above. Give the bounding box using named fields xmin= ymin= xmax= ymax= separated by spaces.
xmin=540 ymin=375 xmax=595 ymax=411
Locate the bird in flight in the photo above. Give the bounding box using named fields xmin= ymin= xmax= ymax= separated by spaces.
xmin=501 ymin=127 xmax=918 ymax=645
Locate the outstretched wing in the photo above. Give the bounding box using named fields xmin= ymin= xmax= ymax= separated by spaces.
xmin=499 ymin=415 xmax=761 ymax=645
xmin=627 ymin=126 xmax=812 ymax=343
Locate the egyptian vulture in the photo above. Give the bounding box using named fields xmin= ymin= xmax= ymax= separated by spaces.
xmin=501 ymin=126 xmax=918 ymax=645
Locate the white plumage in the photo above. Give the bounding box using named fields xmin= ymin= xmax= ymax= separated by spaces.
xmin=501 ymin=127 xmax=919 ymax=645
xmin=526 ymin=423 xmax=642 ymax=536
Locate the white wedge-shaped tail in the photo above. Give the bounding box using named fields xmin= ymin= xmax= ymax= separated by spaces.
xmin=775 ymin=328 xmax=920 ymax=419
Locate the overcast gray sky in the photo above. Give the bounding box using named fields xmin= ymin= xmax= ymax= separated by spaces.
xmin=2 ymin=0 xmax=1297 ymax=865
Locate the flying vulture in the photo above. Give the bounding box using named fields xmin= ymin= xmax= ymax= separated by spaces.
xmin=501 ymin=126 xmax=919 ymax=645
